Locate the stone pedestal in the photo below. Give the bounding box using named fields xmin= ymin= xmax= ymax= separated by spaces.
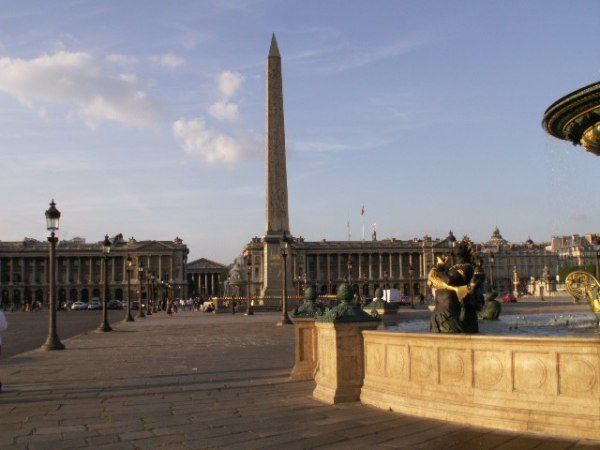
xmin=313 ymin=321 xmax=380 ymax=404
xmin=261 ymin=238 xmax=284 ymax=298
xmin=290 ymin=317 xmax=318 ymax=380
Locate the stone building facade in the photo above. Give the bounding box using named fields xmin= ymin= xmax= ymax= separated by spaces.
xmin=242 ymin=234 xmax=456 ymax=299
xmin=478 ymin=227 xmax=559 ymax=292
xmin=548 ymin=234 xmax=600 ymax=270
xmin=186 ymin=258 xmax=226 ymax=297
xmin=0 ymin=234 xmax=188 ymax=305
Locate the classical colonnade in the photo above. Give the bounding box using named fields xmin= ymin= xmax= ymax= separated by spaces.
xmin=0 ymin=253 xmax=183 ymax=305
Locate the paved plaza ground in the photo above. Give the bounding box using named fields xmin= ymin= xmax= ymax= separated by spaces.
xmin=0 ymin=304 xmax=599 ymax=449
xmin=1 ymin=310 xmax=126 ymax=358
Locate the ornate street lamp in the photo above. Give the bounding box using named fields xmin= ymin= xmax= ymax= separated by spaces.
xmin=125 ymin=255 xmax=134 ymax=322
xmin=146 ymin=270 xmax=153 ymax=315
xmin=151 ymin=272 xmax=158 ymax=313
xmin=408 ymin=265 xmax=415 ymax=309
xmin=448 ymin=230 xmax=457 ymax=264
xmin=489 ymin=254 xmax=496 ymax=290
xmin=157 ymin=279 xmax=163 ymax=310
xmin=98 ymin=234 xmax=112 ymax=332
xmin=137 ymin=264 xmax=146 ymax=318
xmin=42 ymin=200 xmax=65 ymax=351
xmin=246 ymin=259 xmax=254 ymax=315
xmin=169 ymin=278 xmax=175 ymax=310
xmin=358 ymin=273 xmax=365 ymax=305
xmin=347 ymin=256 xmax=353 ymax=283
xmin=278 ymin=235 xmax=292 ymax=325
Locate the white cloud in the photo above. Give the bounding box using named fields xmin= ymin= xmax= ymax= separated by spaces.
xmin=151 ymin=53 xmax=184 ymax=68
xmin=119 ymin=73 xmax=138 ymax=83
xmin=106 ymin=53 xmax=138 ymax=65
xmin=0 ymin=51 xmax=161 ymax=127
xmin=208 ymin=100 xmax=239 ymax=122
xmin=217 ymin=71 xmax=244 ymax=98
xmin=173 ymin=117 xmax=261 ymax=165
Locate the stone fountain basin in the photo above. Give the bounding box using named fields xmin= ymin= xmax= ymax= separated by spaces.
xmin=360 ymin=329 xmax=600 ymax=440
xmin=387 ymin=312 xmax=600 ymax=337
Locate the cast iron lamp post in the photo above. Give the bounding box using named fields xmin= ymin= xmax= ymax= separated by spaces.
xmin=295 ymin=265 xmax=303 ymax=296
xmin=137 ymin=265 xmax=146 ymax=318
xmin=152 ymin=273 xmax=158 ymax=312
xmin=448 ymin=230 xmax=457 ymax=264
xmin=157 ymin=277 xmax=163 ymax=311
xmin=358 ymin=274 xmax=365 ymax=305
xmin=278 ymin=236 xmax=292 ymax=325
xmin=490 ymin=254 xmax=496 ymax=290
xmin=98 ymin=235 xmax=112 ymax=332
xmin=157 ymin=280 xmax=163 ymax=310
xmin=169 ymin=279 xmax=175 ymax=309
xmin=408 ymin=265 xmax=415 ymax=309
xmin=146 ymin=270 xmax=152 ymax=315
xmin=42 ymin=200 xmax=65 ymax=351
xmin=246 ymin=260 xmax=254 ymax=315
xmin=347 ymin=256 xmax=357 ymax=304
xmin=125 ymin=255 xmax=134 ymax=322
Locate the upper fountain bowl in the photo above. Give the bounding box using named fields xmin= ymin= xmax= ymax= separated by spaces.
xmin=543 ymin=81 xmax=600 ymax=155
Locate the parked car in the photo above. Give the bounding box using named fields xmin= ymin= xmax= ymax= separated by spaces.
xmin=88 ymin=301 xmax=102 ymax=310
xmin=107 ymin=300 xmax=123 ymax=310
xmin=131 ymin=301 xmax=139 ymax=310
xmin=71 ymin=301 xmax=87 ymax=311
xmin=502 ymin=293 xmax=517 ymax=303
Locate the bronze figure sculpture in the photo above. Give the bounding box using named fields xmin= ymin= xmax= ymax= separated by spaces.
xmin=428 ymin=238 xmax=484 ymax=333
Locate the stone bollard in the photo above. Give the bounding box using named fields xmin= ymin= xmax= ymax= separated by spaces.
xmin=363 ymin=287 xmax=397 ymax=326
xmin=313 ymin=283 xmax=380 ymax=404
xmin=290 ymin=285 xmax=323 ymax=380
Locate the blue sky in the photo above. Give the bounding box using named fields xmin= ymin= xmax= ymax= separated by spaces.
xmin=0 ymin=0 xmax=598 ymax=262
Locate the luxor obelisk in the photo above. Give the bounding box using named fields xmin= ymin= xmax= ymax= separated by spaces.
xmin=261 ymin=34 xmax=291 ymax=298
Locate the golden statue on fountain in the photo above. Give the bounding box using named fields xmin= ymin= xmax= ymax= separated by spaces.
xmin=565 ymin=271 xmax=600 ymax=320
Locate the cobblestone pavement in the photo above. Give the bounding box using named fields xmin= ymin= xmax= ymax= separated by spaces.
xmin=1 ymin=310 xmax=126 ymax=358
xmin=0 ymin=312 xmax=598 ymax=449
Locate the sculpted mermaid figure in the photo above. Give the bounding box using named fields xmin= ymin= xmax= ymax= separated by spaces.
xmin=428 ymin=238 xmax=484 ymax=333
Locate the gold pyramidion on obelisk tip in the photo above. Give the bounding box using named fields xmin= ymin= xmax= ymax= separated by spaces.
xmin=269 ymin=33 xmax=280 ymax=58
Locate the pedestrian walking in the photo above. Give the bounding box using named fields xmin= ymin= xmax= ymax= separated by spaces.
xmin=0 ymin=309 xmax=7 ymax=393
xmin=166 ymin=298 xmax=173 ymax=316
